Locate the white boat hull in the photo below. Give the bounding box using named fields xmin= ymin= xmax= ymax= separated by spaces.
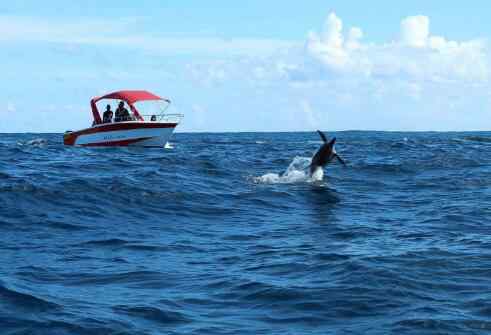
xmin=64 ymin=122 xmax=177 ymax=147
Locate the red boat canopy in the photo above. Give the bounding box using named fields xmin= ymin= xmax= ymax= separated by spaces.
xmin=90 ymin=90 xmax=171 ymax=125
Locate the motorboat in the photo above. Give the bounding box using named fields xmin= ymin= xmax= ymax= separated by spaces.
xmin=64 ymin=90 xmax=183 ymax=147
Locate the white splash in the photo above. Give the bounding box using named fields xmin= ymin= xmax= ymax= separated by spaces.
xmin=310 ymin=166 xmax=324 ymax=182
xmin=253 ymin=156 xmax=324 ymax=184
xmin=18 ymin=138 xmax=48 ymax=147
xmin=164 ymin=142 xmax=174 ymax=149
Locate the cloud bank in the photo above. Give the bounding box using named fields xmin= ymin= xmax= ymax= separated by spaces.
xmin=1 ymin=12 xmax=490 ymax=132
xmin=184 ymin=12 xmax=490 ymax=131
xmin=306 ymin=12 xmax=489 ymax=82
xmin=0 ymin=16 xmax=295 ymax=56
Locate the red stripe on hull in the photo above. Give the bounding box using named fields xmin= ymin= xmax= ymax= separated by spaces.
xmin=79 ymin=137 xmax=153 ymax=147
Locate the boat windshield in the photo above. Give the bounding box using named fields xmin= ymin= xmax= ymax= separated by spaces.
xmin=132 ymin=100 xmax=170 ymax=122
xmin=96 ymin=99 xmax=182 ymax=124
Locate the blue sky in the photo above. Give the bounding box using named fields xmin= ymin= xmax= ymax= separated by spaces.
xmin=1 ymin=1 xmax=491 ymax=132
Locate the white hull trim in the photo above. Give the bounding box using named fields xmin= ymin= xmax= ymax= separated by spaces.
xmin=64 ymin=122 xmax=177 ymax=147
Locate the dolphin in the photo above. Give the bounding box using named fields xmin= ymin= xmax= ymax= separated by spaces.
xmin=309 ymin=130 xmax=346 ymax=176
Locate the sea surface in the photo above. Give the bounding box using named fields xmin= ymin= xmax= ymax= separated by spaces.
xmin=1 ymin=131 xmax=491 ymax=334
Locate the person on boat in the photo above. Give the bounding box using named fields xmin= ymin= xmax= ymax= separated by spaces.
xmin=115 ymin=101 xmax=130 ymax=122
xmin=102 ymin=105 xmax=113 ymax=123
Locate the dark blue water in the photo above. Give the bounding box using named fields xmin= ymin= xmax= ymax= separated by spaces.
xmin=2 ymin=131 xmax=491 ymax=334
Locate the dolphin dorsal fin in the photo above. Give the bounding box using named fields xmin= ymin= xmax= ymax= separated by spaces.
xmin=317 ymin=130 xmax=328 ymax=143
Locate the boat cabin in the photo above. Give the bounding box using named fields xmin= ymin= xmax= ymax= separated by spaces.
xmin=91 ymin=90 xmax=172 ymax=126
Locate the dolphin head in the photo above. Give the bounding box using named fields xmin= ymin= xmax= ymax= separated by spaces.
xmin=329 ymin=137 xmax=336 ymax=149
xmin=309 ymin=133 xmax=346 ymax=176
xmin=327 ymin=137 xmax=337 ymax=156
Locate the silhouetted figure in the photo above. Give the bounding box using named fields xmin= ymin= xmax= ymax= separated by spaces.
xmin=114 ymin=101 xmax=130 ymax=122
xmin=102 ymin=104 xmax=113 ymax=123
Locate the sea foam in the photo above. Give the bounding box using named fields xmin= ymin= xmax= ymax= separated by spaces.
xmin=253 ymin=156 xmax=324 ymax=184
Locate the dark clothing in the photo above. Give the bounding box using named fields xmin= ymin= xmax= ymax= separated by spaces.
xmin=103 ymin=110 xmax=113 ymax=123
xmin=115 ymin=107 xmax=130 ymax=122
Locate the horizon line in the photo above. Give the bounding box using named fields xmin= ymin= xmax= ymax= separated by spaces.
xmin=2 ymin=129 xmax=491 ymax=135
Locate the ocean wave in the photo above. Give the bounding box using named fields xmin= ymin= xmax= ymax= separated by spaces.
xmin=394 ymin=318 xmax=491 ymax=333
xmin=0 ymin=281 xmax=59 ymax=312
xmin=463 ymin=136 xmax=491 ymax=143
xmin=59 ymin=271 xmax=173 ymax=288
xmin=78 ymin=238 xmax=130 ymax=247
xmin=356 ymin=161 xmax=414 ymax=174
xmin=0 ymin=316 xmax=135 ymax=335
xmin=1 ymin=131 xmax=491 ymax=334
xmin=0 ymin=172 xmax=11 ymax=179
xmin=113 ymin=305 xmax=190 ymax=325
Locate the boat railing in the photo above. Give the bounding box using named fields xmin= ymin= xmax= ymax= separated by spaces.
xmin=139 ymin=113 xmax=184 ymax=123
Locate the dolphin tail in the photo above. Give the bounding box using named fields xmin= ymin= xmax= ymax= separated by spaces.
xmin=317 ymin=130 xmax=328 ymax=143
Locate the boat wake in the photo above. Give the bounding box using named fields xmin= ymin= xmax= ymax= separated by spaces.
xmin=253 ymin=156 xmax=324 ymax=184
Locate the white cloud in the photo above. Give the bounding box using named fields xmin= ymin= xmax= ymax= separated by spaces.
xmin=400 ymin=15 xmax=430 ymax=48
xmin=6 ymin=12 xmax=486 ymax=83
xmin=0 ymin=16 xmax=296 ymax=56
xmin=346 ymin=27 xmax=363 ymax=50
xmin=189 ymin=12 xmax=490 ymax=88
xmin=305 ymin=12 xmax=489 ymax=82
xmin=306 ymin=13 xmax=351 ymax=70
xmin=0 ymin=16 xmax=121 ymax=42
xmin=181 ymin=12 xmax=491 ymax=131
xmin=323 ymin=12 xmax=344 ymax=49
xmin=7 ymin=102 xmax=15 ymax=113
